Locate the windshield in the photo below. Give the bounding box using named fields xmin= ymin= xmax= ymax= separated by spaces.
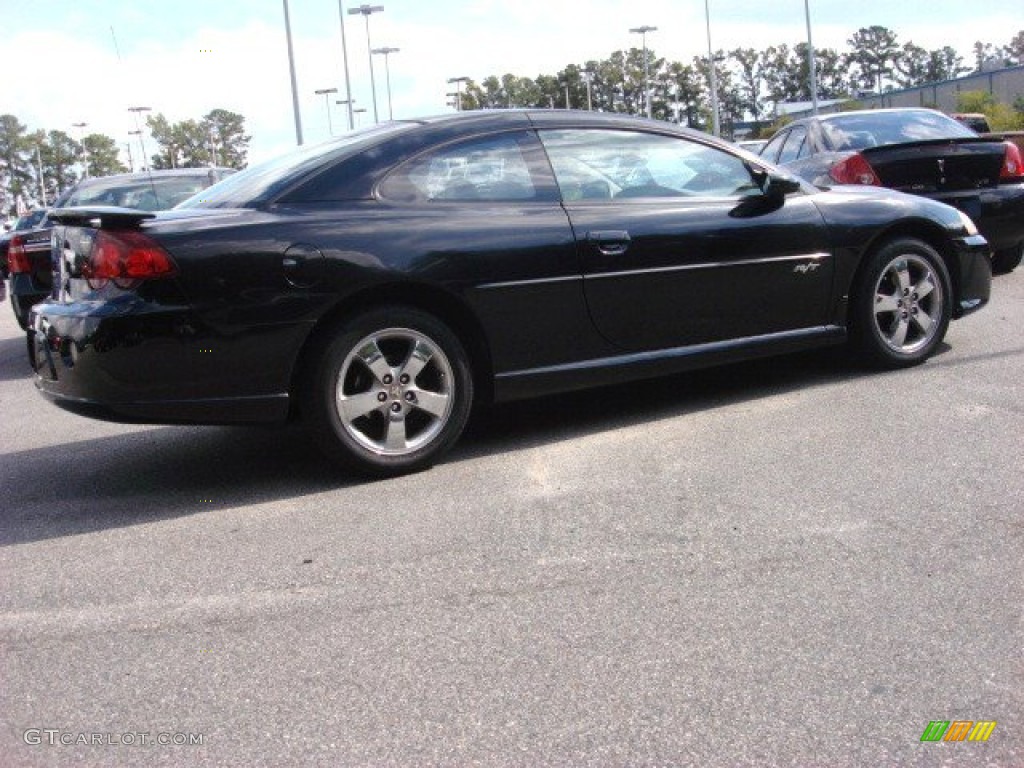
xmin=176 ymin=122 xmax=417 ymax=209
xmin=821 ymin=110 xmax=977 ymax=151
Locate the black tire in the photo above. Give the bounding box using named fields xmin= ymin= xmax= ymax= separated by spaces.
xmin=851 ymin=238 xmax=952 ymax=369
xmin=991 ymin=243 xmax=1022 ymax=275
xmin=303 ymin=306 xmax=474 ymax=477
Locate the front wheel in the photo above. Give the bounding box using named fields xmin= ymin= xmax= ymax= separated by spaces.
xmin=303 ymin=306 xmax=474 ymax=477
xmin=851 ymin=238 xmax=952 ymax=369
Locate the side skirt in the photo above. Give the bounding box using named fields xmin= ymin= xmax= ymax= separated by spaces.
xmin=493 ymin=325 xmax=846 ymax=402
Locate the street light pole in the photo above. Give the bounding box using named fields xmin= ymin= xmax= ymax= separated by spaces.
xmin=315 ymin=87 xmax=339 ymax=135
xmin=447 ymin=76 xmax=469 ymax=111
xmin=336 ymin=98 xmax=357 ymax=128
xmin=629 ymin=25 xmax=657 ymax=118
xmin=282 ymin=0 xmax=304 ymax=144
xmin=337 ymin=1 xmax=355 ymax=130
xmin=348 ymin=4 xmax=384 ymax=124
xmin=353 ymin=107 xmax=367 ymax=127
xmin=804 ymin=0 xmax=819 ymax=115
xmin=581 ymin=71 xmax=594 ymax=111
xmin=72 ymin=122 xmax=90 ymax=178
xmin=35 ymin=144 xmax=47 ymax=205
xmin=127 ymin=106 xmax=151 ymax=170
xmin=371 ymin=47 xmax=400 ymax=120
xmin=704 ymin=0 xmax=721 ymax=137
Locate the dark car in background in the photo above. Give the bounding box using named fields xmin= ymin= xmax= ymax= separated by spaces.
xmin=760 ymin=108 xmax=1024 ymax=273
xmin=1 ymin=209 xmax=48 ymax=278
xmin=6 ymin=168 xmax=234 ymax=328
xmin=30 ymin=111 xmax=990 ymax=477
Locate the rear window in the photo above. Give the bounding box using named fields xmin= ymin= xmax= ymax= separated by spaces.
xmin=177 ymin=122 xmax=416 ymax=209
xmin=62 ymin=174 xmax=225 ymax=211
xmin=821 ymin=111 xmax=976 ymax=151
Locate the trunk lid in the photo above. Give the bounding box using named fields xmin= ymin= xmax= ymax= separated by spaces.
xmin=861 ymin=138 xmax=1005 ymax=194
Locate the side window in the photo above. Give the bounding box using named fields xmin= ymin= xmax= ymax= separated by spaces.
xmin=777 ymin=126 xmax=807 ymax=164
xmin=761 ymin=130 xmax=789 ymax=164
xmin=380 ymin=132 xmax=538 ymax=202
xmin=539 ymin=128 xmax=758 ymax=200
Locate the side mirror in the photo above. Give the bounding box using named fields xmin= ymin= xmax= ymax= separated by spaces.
xmin=763 ymin=172 xmax=802 ymax=200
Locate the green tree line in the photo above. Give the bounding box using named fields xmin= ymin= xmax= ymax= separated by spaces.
xmin=458 ymin=26 xmax=1023 ymax=136
xmin=0 ymin=108 xmax=249 ymax=216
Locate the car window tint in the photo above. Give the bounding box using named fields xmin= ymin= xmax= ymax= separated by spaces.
xmin=539 ymin=128 xmax=757 ymax=200
xmin=761 ymin=130 xmax=789 ymax=163
xmin=821 ymin=110 xmax=976 ymax=150
xmin=777 ymin=126 xmax=807 ymax=164
xmin=380 ymin=132 xmax=538 ymax=202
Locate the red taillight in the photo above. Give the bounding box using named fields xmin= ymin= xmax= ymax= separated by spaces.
xmin=7 ymin=234 xmax=32 ymax=274
xmin=83 ymin=230 xmax=177 ymax=286
xmin=829 ymin=152 xmax=881 ymax=186
xmin=1000 ymin=141 xmax=1024 ymax=181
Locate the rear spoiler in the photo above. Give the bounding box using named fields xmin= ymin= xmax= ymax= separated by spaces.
xmin=48 ymin=206 xmax=157 ymax=229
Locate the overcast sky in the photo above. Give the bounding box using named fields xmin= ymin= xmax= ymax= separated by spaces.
xmin=2 ymin=1 xmax=1020 ymax=165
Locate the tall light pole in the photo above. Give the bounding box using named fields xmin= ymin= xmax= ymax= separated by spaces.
xmin=447 ymin=76 xmax=469 ymax=111
xmin=348 ymin=4 xmax=384 ymax=124
xmin=336 ymin=98 xmax=357 ymax=130
xmin=629 ymin=25 xmax=657 ymax=118
xmin=282 ymin=0 xmax=304 ymax=144
xmin=703 ymin=0 xmax=721 ymax=137
xmin=337 ymin=1 xmax=355 ymax=131
xmin=127 ymin=106 xmax=151 ymax=170
xmin=72 ymin=122 xmax=90 ymax=178
xmin=315 ymin=87 xmax=339 ymax=135
xmin=581 ymin=71 xmax=594 ymax=111
xmin=35 ymin=143 xmax=47 ymax=205
xmin=371 ymin=47 xmax=400 ymax=120
xmin=804 ymin=0 xmax=819 ymax=115
xmin=353 ymin=107 xmax=367 ymax=127
xmin=128 ymin=130 xmax=145 ymax=172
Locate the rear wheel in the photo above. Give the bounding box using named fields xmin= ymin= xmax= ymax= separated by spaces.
xmin=852 ymin=238 xmax=952 ymax=369
xmin=991 ymin=243 xmax=1022 ymax=275
xmin=303 ymin=306 xmax=473 ymax=477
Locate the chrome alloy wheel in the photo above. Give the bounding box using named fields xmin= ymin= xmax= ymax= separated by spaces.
xmin=334 ymin=328 xmax=455 ymax=456
xmin=871 ymin=254 xmax=944 ymax=355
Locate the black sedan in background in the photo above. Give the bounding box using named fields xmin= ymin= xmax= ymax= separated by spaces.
xmin=31 ymin=110 xmax=991 ymax=476
xmin=759 ymin=108 xmax=1024 ymax=273
xmin=6 ymin=168 xmax=234 ymax=328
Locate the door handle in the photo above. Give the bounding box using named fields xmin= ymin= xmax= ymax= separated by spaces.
xmin=587 ymin=230 xmax=631 ymax=256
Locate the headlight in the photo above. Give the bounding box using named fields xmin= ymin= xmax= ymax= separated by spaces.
xmin=957 ymin=209 xmax=979 ymax=236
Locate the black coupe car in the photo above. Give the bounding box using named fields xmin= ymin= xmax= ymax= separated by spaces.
xmin=30 ymin=110 xmax=991 ymax=476
xmin=759 ymin=108 xmax=1024 ymax=274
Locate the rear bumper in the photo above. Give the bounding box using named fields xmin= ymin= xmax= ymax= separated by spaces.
xmin=28 ymin=298 xmax=290 ymax=425
xmin=937 ymin=183 xmax=1024 ymax=253
xmin=951 ymin=233 xmax=992 ymax=318
xmin=8 ymin=273 xmax=50 ymax=326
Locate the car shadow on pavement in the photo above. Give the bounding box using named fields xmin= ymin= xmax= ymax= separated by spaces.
xmin=0 ymin=345 xmax=957 ymax=547
xmin=0 ymin=333 xmax=31 ymax=382
xmin=454 ymin=346 xmax=867 ymax=462
xmin=0 ymin=424 xmax=346 ymax=546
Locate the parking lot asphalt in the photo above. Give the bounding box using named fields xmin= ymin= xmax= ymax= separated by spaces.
xmin=1 ymin=271 xmax=1021 ymax=767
